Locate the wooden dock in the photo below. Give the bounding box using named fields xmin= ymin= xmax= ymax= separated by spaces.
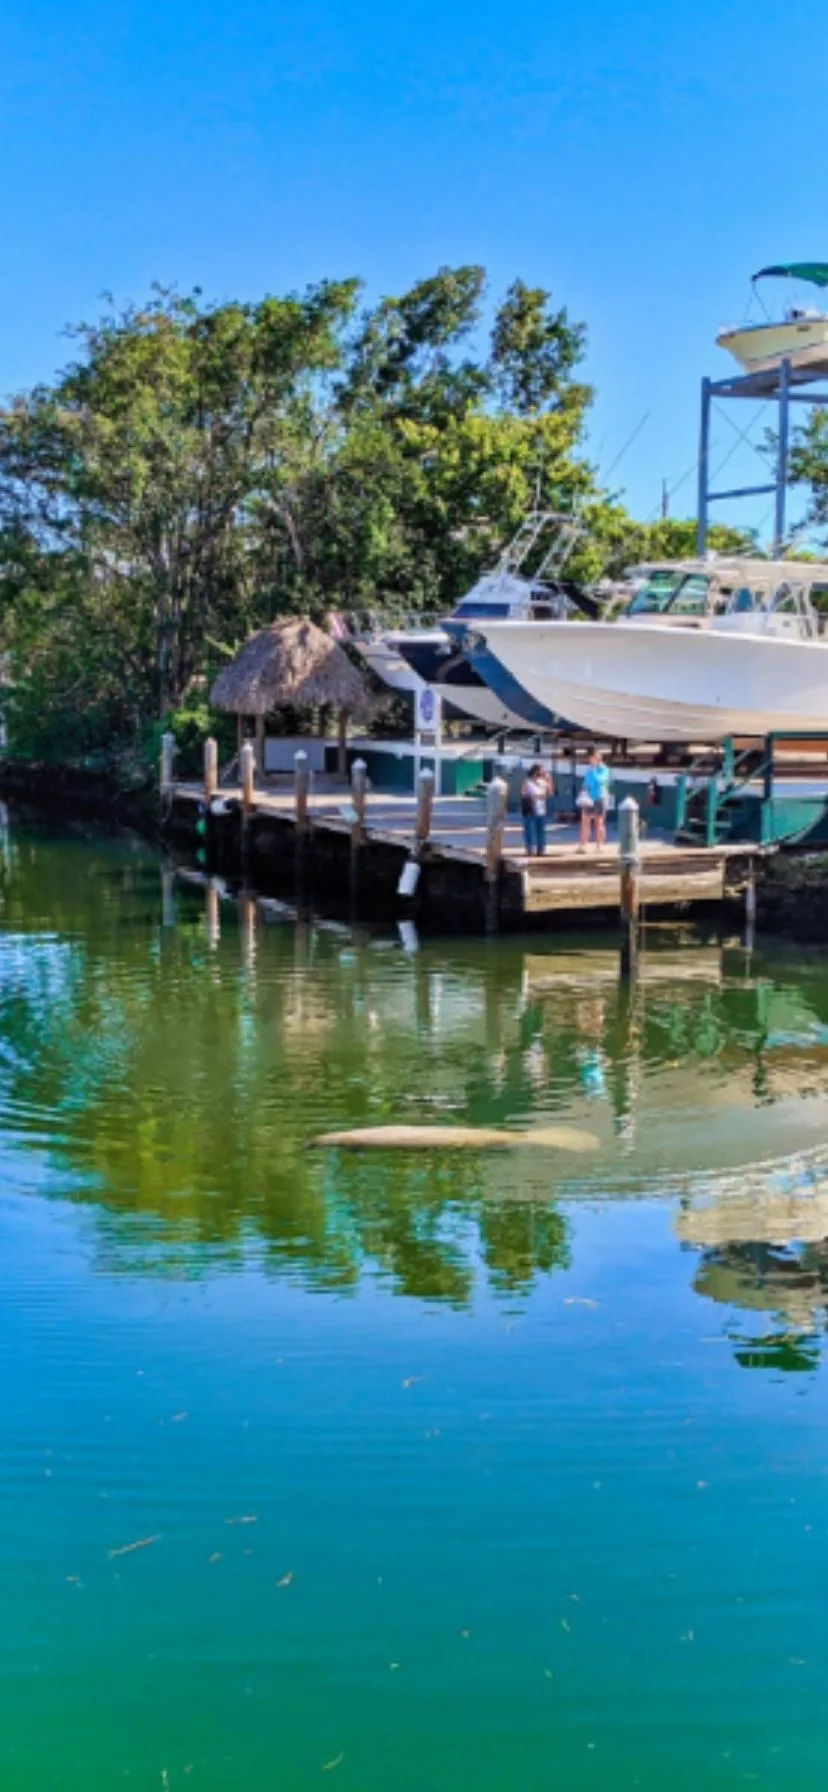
xmin=164 ymin=769 xmax=756 ymax=932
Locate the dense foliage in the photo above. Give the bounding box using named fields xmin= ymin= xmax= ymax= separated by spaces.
xmin=0 ymin=271 xmax=749 ymax=770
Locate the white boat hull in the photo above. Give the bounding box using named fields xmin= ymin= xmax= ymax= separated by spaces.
xmin=476 ymin=620 xmax=828 ymax=742
xmin=359 ymin=630 xmax=540 ymax=732
xmin=358 ymin=637 xmax=425 ymax=695
xmin=717 ymin=316 xmax=828 ymax=374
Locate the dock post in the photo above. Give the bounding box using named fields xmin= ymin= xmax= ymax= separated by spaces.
xmin=350 ymin=758 xmax=368 ymax=908
xmin=161 ymin=866 xmax=176 ymax=929
xmin=206 ymin=878 xmax=221 ymax=950
xmin=204 ymin=737 xmax=218 ymax=802
xmin=484 ymin=776 xmax=508 ymax=932
xmin=397 ymin=768 xmax=434 ymax=911
xmin=745 ymin=861 xmax=757 ymax=953
xmin=618 ymin=795 xmax=640 ymax=981
xmin=240 ymin=741 xmax=255 ymax=872
xmin=294 ymin=749 xmax=311 ymax=906
xmin=160 ymin=731 xmax=175 ymax=800
xmin=239 ymin=891 xmax=257 ymax=971
xmin=294 ymin=749 xmax=310 ymax=830
xmin=416 ymin=766 xmax=435 ymax=849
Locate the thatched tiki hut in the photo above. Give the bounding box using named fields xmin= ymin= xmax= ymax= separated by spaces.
xmin=210 ymin=617 xmax=375 ymax=778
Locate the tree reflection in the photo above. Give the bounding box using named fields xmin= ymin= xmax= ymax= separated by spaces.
xmin=3 ymin=825 xmax=828 ymax=1323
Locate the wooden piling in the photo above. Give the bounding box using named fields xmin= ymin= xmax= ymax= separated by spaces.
xmin=351 ymin=758 xmax=368 ymax=834
xmin=239 ymin=891 xmax=257 ymax=969
xmin=204 ymin=737 xmax=218 ymax=803
xmin=484 ymin=776 xmax=508 ymax=931
xmin=350 ymin=758 xmax=368 ymax=906
xmin=241 ymin=741 xmax=255 ymax=814
xmin=294 ymin=748 xmax=311 ymax=906
xmin=618 ymin=795 xmax=640 ymax=980
xmin=206 ymin=879 xmax=221 ymax=949
xmin=161 ymin=866 xmax=176 ymax=929
xmin=745 ymin=861 xmax=757 ymax=952
xmin=240 ymin=741 xmax=255 ymax=872
xmin=294 ymin=750 xmax=310 ymax=831
xmin=415 ymin=767 xmax=435 ymax=849
xmin=160 ymin=731 xmax=175 ymax=798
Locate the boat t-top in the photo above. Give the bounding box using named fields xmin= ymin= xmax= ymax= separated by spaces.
xmin=460 ymin=556 xmax=828 ymax=743
xmin=717 ymin=263 xmax=828 ymax=375
xmin=355 ymin=512 xmax=597 ymax=733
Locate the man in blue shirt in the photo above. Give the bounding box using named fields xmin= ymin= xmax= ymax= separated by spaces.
xmin=578 ymin=748 xmax=610 ymax=851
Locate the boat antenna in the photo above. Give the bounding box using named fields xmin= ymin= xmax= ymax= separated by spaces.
xmin=751 ymin=277 xmax=772 ymax=322
xmin=600 ymin=411 xmax=651 ymax=486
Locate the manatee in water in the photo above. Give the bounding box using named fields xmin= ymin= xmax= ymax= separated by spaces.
xmin=309 ymin=1124 xmax=598 ymax=1152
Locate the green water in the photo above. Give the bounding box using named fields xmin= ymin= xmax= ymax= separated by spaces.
xmin=1 ymin=819 xmax=828 ymax=1789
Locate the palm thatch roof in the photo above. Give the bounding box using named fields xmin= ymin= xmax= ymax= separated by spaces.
xmin=210 ymin=617 xmax=374 ymax=717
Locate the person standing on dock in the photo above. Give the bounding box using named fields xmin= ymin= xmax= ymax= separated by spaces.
xmin=520 ymin=763 xmax=554 ymax=856
xmin=578 ymin=748 xmax=610 ymax=851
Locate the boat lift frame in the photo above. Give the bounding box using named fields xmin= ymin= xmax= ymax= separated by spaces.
xmin=696 ymin=357 xmax=828 ymax=556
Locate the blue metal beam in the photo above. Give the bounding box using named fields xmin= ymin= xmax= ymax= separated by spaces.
xmin=707 ymin=483 xmax=777 ymax=502
xmin=774 ymin=358 xmax=791 ymax=553
xmin=696 ymin=377 xmax=711 ymax=554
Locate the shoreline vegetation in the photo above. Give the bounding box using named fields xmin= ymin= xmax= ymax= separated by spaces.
xmin=0 ymin=269 xmax=755 ymax=785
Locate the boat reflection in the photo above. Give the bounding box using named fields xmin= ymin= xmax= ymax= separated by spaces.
xmin=677 ymin=1171 xmax=828 ymax=1370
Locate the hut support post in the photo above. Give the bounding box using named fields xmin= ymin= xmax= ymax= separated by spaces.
xmin=619 ymin=796 xmax=641 ymax=981
xmin=338 ymin=709 xmax=350 ymax=782
xmin=350 ymin=757 xmax=368 ymax=907
xmin=254 ymin=715 xmax=265 ymax=777
xmin=484 ymin=776 xmax=508 ymax=932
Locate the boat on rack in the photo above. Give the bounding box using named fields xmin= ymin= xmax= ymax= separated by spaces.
xmin=460 ymin=557 xmax=828 ymax=743
xmin=354 ymin=513 xmax=597 ymax=732
xmin=717 ymin=262 xmax=828 ymax=375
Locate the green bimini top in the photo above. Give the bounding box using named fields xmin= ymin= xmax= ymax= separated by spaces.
xmin=753 ymin=262 xmax=828 ymax=288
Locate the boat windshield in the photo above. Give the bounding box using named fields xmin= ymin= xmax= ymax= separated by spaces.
xmin=628 ymin=572 xmax=708 ymax=616
xmin=452 ymin=600 xmax=513 ymax=619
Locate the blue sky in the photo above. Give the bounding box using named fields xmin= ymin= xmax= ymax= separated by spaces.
xmin=0 ymin=0 xmax=824 ymax=536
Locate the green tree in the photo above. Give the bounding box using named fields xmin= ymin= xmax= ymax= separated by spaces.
xmin=790 ymin=407 xmax=828 ymax=529
xmin=489 ymin=278 xmax=586 ymax=415
xmin=0 ymin=281 xmax=359 ymax=746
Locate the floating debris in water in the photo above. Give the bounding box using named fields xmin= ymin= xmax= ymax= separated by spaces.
xmin=108 ymin=1535 xmax=160 ymax=1559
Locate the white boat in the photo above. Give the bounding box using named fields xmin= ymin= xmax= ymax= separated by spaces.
xmin=463 ymin=557 xmax=828 ymax=743
xmin=353 ymin=513 xmax=595 ymax=733
xmin=718 ymin=261 xmax=828 ymax=374
xmin=358 ymin=634 xmax=425 ymax=697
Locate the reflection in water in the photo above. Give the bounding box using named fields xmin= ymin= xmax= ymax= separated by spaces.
xmin=678 ymin=1174 xmax=828 ymax=1371
xmin=1 ymin=824 xmax=828 ymax=1328
xmin=4 ymin=820 xmax=828 ymax=1790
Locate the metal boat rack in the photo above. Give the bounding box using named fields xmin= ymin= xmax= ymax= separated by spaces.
xmin=697 ymin=356 xmax=828 ymax=555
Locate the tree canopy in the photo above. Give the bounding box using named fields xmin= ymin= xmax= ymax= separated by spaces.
xmin=0 ymin=268 xmax=750 ymax=769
